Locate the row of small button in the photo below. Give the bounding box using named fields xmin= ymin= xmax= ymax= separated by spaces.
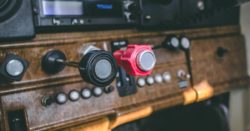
xmin=42 ymin=86 xmax=114 ymax=106
xmin=137 ymin=72 xmax=172 ymax=87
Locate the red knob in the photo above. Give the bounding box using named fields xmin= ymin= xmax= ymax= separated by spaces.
xmin=113 ymin=44 xmax=156 ymax=76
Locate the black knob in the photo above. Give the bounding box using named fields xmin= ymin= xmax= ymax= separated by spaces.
xmin=0 ymin=54 xmax=29 ymax=82
xmin=162 ymin=36 xmax=180 ymax=50
xmin=79 ymin=50 xmax=117 ymax=87
xmin=41 ymin=50 xmax=66 ymax=74
xmin=216 ymin=47 xmax=228 ymax=58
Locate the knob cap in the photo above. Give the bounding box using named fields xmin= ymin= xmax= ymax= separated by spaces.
xmin=113 ymin=45 xmax=156 ymax=76
xmin=79 ymin=50 xmax=117 ymax=87
xmin=162 ymin=36 xmax=180 ymax=50
xmin=0 ymin=54 xmax=29 ymax=82
xmin=104 ymin=86 xmax=115 ymax=94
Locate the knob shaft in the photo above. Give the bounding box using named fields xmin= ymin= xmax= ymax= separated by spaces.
xmin=113 ymin=45 xmax=156 ymax=76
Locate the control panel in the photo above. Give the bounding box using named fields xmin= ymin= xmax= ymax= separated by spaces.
xmin=0 ymin=26 xmax=248 ymax=131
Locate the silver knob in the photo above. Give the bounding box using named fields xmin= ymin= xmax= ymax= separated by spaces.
xmin=6 ymin=59 xmax=24 ymax=77
xmin=137 ymin=51 xmax=156 ymax=72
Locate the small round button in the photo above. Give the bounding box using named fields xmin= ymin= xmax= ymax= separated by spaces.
xmin=69 ymin=90 xmax=80 ymax=102
xmin=55 ymin=92 xmax=68 ymax=105
xmin=6 ymin=59 xmax=24 ymax=77
xmin=41 ymin=95 xmax=54 ymax=107
xmin=79 ymin=50 xmax=117 ymax=87
xmin=180 ymin=37 xmax=191 ymax=51
xmin=137 ymin=77 xmax=146 ymax=87
xmin=81 ymin=88 xmax=92 ymax=99
xmin=162 ymin=72 xmax=171 ymax=82
xmin=92 ymin=87 xmax=103 ymax=97
xmin=146 ymin=76 xmax=154 ymax=85
xmin=154 ymin=74 xmax=163 ymax=83
xmin=137 ymin=51 xmax=156 ymax=72
xmin=104 ymin=86 xmax=115 ymax=94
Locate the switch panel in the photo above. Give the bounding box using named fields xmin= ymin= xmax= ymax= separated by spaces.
xmin=0 ymin=26 xmax=247 ymax=131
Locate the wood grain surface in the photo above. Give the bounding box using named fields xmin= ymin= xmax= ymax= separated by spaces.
xmin=0 ymin=25 xmax=248 ymax=131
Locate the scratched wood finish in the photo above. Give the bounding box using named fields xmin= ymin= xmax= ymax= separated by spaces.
xmin=1 ymin=64 xmax=189 ymax=131
xmin=0 ymin=26 xmax=248 ymax=131
xmin=190 ymin=35 xmax=248 ymax=86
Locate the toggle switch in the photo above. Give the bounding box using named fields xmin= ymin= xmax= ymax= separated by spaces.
xmin=113 ymin=44 xmax=156 ymax=76
xmin=41 ymin=49 xmax=118 ymax=87
xmin=0 ymin=54 xmax=29 ymax=82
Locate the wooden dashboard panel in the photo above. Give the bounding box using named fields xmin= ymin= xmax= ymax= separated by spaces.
xmin=190 ymin=35 xmax=248 ymax=94
xmin=0 ymin=26 xmax=248 ymax=131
